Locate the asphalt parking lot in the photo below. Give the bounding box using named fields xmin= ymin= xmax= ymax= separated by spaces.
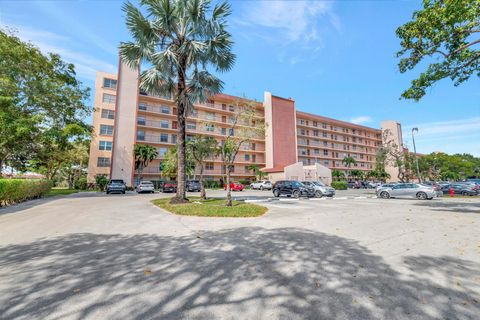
xmin=0 ymin=189 xmax=479 ymax=319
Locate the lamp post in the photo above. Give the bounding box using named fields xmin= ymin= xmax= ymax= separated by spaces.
xmin=411 ymin=128 xmax=421 ymax=183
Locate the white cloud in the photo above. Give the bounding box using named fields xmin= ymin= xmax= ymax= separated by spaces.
xmin=350 ymin=116 xmax=373 ymax=125
xmin=243 ymin=0 xmax=338 ymax=43
xmin=403 ymin=117 xmax=480 ymax=156
xmin=3 ymin=23 xmax=116 ymax=80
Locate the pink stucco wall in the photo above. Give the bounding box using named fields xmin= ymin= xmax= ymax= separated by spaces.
xmin=270 ymin=95 xmax=298 ymax=168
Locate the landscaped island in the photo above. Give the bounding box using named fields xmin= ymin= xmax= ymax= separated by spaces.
xmin=152 ymin=197 xmax=267 ymax=218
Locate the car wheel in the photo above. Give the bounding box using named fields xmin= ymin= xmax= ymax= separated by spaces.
xmin=315 ymin=191 xmax=323 ymax=198
xmin=273 ymin=189 xmax=280 ymax=197
xmin=106 ymin=191 xmax=109 ymax=195
xmin=416 ymin=192 xmax=427 ymax=200
xmin=380 ymin=191 xmax=390 ymax=199
xmin=122 ymin=191 xmax=126 ymax=194
xmin=260 ymin=186 xmax=264 ymax=191
xmin=293 ymin=190 xmax=300 ymax=198
xmin=461 ymin=191 xmax=469 ymax=196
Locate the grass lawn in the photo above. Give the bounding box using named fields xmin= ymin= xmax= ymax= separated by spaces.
xmin=47 ymin=188 xmax=79 ymax=197
xmin=152 ymin=197 xmax=267 ymax=217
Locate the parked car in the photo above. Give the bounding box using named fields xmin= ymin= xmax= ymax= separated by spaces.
xmin=377 ymin=183 xmax=436 ymax=200
xmin=162 ymin=181 xmax=177 ymax=193
xmin=440 ymin=183 xmax=478 ymax=196
xmin=106 ymin=179 xmax=126 ymax=194
xmin=224 ymin=182 xmax=244 ymax=191
xmin=136 ymin=180 xmax=155 ymax=194
xmin=302 ymin=181 xmax=335 ymax=197
xmin=250 ymin=180 xmax=273 ymax=190
xmin=272 ymin=180 xmax=315 ymax=198
xmin=421 ymin=182 xmax=444 ymax=197
xmin=375 ymin=183 xmax=397 ymax=193
xmin=365 ymin=181 xmax=380 ymax=189
xmin=186 ymin=180 xmax=201 ymax=192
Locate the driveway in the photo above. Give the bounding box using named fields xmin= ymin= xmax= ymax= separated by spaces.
xmin=0 ymin=191 xmax=479 ymax=320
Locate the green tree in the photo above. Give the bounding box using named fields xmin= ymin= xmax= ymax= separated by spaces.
xmin=120 ymin=0 xmax=235 ymax=203
xmin=95 ymin=175 xmax=109 ymax=191
xmin=134 ymin=144 xmax=158 ymax=184
xmin=350 ymin=169 xmax=363 ymax=180
xmin=342 ymin=156 xmax=357 ymax=178
xmin=216 ymin=100 xmax=265 ymax=206
xmin=396 ymin=0 xmax=480 ymax=101
xmin=0 ymin=30 xmax=91 ymax=172
xmin=188 ymin=136 xmax=217 ymax=200
xmin=162 ymin=146 xmax=195 ymax=180
xmin=247 ymin=164 xmax=267 ymax=181
xmin=332 ymin=169 xmax=345 ymax=181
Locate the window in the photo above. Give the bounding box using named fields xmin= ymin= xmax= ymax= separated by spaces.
xmin=245 ymin=154 xmax=250 ymax=161
xmin=221 ymin=128 xmax=226 ymax=135
xmin=171 ymin=135 xmax=177 ymax=144
xmin=206 ymin=112 xmax=215 ymax=120
xmin=251 ymin=143 xmax=256 ymax=151
xmin=100 ymin=124 xmax=113 ymax=135
xmin=205 ymin=123 xmax=214 ymax=132
xmin=161 ymin=105 xmax=170 ymax=114
xmin=252 ymin=154 xmax=256 ymax=162
xmin=172 ymin=121 xmax=178 ymax=129
xmin=97 ymin=157 xmax=110 ymax=167
xmin=300 ymin=129 xmax=305 ymax=135
xmin=314 ymin=149 xmax=320 ymax=155
xmin=228 ymin=105 xmax=235 ymax=112
xmin=158 ymin=147 xmax=167 ymax=157
xmin=323 ymin=141 xmax=328 ymax=147
xmin=229 ymin=128 xmax=234 ymax=136
xmin=138 ymin=103 xmax=147 ymax=110
xmin=313 ymin=130 xmax=319 ymax=137
xmin=222 ymin=104 xmax=227 ymax=110
xmin=160 ymin=133 xmax=168 ymax=142
xmin=323 ymin=160 xmax=329 ymax=166
xmin=323 ymin=150 xmax=329 ymax=156
xmin=137 ymin=117 xmax=146 ymax=126
xmin=206 ymin=162 xmax=214 ymax=170
xmin=160 ymin=120 xmax=169 ymax=129
xmin=322 ymin=132 xmax=327 ymax=138
xmin=99 ymin=141 xmax=112 ymax=151
xmin=102 ymin=93 xmax=116 ymax=104
xmin=101 ymin=109 xmax=115 ymax=119
xmin=187 ymin=121 xmax=196 ymax=130
xmin=136 ymin=130 xmax=145 ymax=141
xmin=103 ymin=78 xmax=117 ymax=89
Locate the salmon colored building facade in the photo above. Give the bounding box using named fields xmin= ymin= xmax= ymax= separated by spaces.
xmin=87 ymin=62 xmax=403 ymax=187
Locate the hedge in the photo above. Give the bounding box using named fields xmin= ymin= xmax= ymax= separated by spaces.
xmin=0 ymin=179 xmax=52 ymax=207
xmin=331 ymin=181 xmax=348 ymax=190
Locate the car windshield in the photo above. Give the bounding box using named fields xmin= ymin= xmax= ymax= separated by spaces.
xmin=292 ymin=181 xmax=304 ymax=187
xmin=313 ymin=181 xmax=325 ymax=186
xmin=141 ymin=182 xmax=153 ymax=186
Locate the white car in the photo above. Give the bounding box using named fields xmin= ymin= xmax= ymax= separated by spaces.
xmin=250 ymin=180 xmax=273 ymax=190
xmin=302 ymin=181 xmax=336 ymax=198
xmin=136 ymin=181 xmax=155 ymax=193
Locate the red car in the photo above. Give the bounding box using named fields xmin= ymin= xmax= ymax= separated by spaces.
xmin=224 ymin=182 xmax=244 ymax=191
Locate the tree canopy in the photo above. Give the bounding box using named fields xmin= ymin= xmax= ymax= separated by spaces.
xmin=397 ymin=0 xmax=480 ymax=100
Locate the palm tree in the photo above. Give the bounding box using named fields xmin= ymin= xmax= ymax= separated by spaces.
xmin=120 ymin=0 xmax=235 ymax=203
xmin=332 ymin=169 xmax=345 ymax=181
xmin=342 ymin=156 xmax=357 ymax=179
xmin=247 ymin=164 xmax=266 ymax=181
xmin=188 ymin=136 xmax=217 ymax=200
xmin=134 ymin=144 xmax=158 ymax=184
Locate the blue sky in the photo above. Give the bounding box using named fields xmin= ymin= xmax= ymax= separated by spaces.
xmin=1 ymin=0 xmax=479 ymax=155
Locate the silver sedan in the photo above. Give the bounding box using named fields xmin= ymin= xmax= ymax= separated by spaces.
xmin=377 ymin=183 xmax=437 ymax=200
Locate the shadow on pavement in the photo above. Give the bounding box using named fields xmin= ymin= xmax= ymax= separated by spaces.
xmin=0 ymin=227 xmax=478 ymax=319
xmin=413 ymin=200 xmax=480 ymax=214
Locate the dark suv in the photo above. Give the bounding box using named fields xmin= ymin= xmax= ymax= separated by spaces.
xmin=186 ymin=180 xmax=201 ymax=192
xmin=272 ymin=180 xmax=315 ymax=198
xmin=106 ymin=179 xmax=126 ymax=194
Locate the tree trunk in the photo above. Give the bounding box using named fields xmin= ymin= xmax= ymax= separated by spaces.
xmin=199 ymin=165 xmax=206 ymax=200
xmin=173 ymin=68 xmax=188 ymax=203
xmin=226 ymin=167 xmax=232 ymax=207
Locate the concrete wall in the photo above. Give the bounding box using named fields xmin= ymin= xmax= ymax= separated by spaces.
xmin=381 ymin=120 xmax=403 ymax=182
xmin=110 ymin=61 xmax=140 ymax=187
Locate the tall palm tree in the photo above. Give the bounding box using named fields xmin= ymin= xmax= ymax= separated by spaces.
xmin=188 ymin=136 xmax=217 ymax=200
xmin=342 ymin=156 xmax=357 ymax=179
xmin=134 ymin=144 xmax=158 ymax=184
xmin=120 ymin=0 xmax=235 ymax=203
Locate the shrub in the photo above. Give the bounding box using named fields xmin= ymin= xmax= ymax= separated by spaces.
xmin=95 ymin=175 xmax=109 ymax=191
xmin=204 ymin=180 xmax=221 ymax=189
xmin=74 ymin=177 xmax=88 ymax=190
xmin=331 ymin=181 xmax=347 ymax=190
xmin=0 ymin=179 xmax=52 ymax=207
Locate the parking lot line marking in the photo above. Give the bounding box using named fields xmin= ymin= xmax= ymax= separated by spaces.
xmin=334 ymin=197 xmax=348 ymax=200
xmin=279 ymin=198 xmax=299 ymax=201
xmin=310 ymin=198 xmax=327 ymax=201
xmin=355 ymin=196 xmax=367 ymax=199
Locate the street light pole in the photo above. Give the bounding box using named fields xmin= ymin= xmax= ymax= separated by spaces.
xmin=411 ymin=128 xmax=421 ymax=183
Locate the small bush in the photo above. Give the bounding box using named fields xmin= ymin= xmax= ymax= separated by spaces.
xmin=74 ymin=177 xmax=88 ymax=190
xmin=331 ymin=181 xmax=347 ymax=190
xmin=0 ymin=179 xmax=52 ymax=207
xmin=204 ymin=180 xmax=221 ymax=189
xmin=95 ymin=175 xmax=108 ymax=191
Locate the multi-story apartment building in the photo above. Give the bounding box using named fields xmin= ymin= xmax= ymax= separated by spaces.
xmin=87 ymin=61 xmax=402 ymax=186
